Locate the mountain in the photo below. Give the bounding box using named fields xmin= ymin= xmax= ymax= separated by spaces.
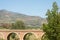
xmin=0 ymin=9 xmax=47 ymax=27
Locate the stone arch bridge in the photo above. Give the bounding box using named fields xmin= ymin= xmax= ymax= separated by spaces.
xmin=0 ymin=29 xmax=44 ymax=40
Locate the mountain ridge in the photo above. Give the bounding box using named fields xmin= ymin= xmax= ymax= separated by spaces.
xmin=0 ymin=9 xmax=47 ymax=27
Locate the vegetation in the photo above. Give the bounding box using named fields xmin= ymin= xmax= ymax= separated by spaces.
xmin=11 ymin=20 xmax=26 ymax=29
xmin=25 ymin=26 xmax=40 ymax=29
xmin=0 ymin=20 xmax=41 ymax=30
xmin=42 ymin=2 xmax=60 ymax=40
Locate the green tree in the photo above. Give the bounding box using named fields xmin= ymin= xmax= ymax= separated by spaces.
xmin=11 ymin=20 xmax=25 ymax=29
xmin=42 ymin=2 xmax=60 ymax=40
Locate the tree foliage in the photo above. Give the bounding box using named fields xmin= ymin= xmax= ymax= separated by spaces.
xmin=42 ymin=2 xmax=60 ymax=40
xmin=11 ymin=20 xmax=25 ymax=29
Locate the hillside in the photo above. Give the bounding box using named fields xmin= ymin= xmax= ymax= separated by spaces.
xmin=0 ymin=9 xmax=47 ymax=27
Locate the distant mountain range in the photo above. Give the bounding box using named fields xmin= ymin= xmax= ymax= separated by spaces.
xmin=0 ymin=9 xmax=47 ymax=27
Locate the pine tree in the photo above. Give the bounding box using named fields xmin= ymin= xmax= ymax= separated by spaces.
xmin=42 ymin=2 xmax=60 ymax=40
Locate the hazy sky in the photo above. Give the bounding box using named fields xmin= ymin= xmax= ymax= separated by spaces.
xmin=0 ymin=0 xmax=60 ymax=18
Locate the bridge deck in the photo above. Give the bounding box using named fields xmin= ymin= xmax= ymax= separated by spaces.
xmin=0 ymin=29 xmax=43 ymax=32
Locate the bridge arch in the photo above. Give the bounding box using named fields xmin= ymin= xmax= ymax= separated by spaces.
xmin=7 ymin=32 xmax=20 ymax=40
xmin=23 ymin=32 xmax=36 ymax=40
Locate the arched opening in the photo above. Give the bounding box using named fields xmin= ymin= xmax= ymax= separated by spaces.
xmin=23 ymin=33 xmax=36 ymax=40
xmin=7 ymin=32 xmax=19 ymax=40
xmin=41 ymin=33 xmax=49 ymax=40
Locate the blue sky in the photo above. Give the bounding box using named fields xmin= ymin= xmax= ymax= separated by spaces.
xmin=0 ymin=0 xmax=60 ymax=18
